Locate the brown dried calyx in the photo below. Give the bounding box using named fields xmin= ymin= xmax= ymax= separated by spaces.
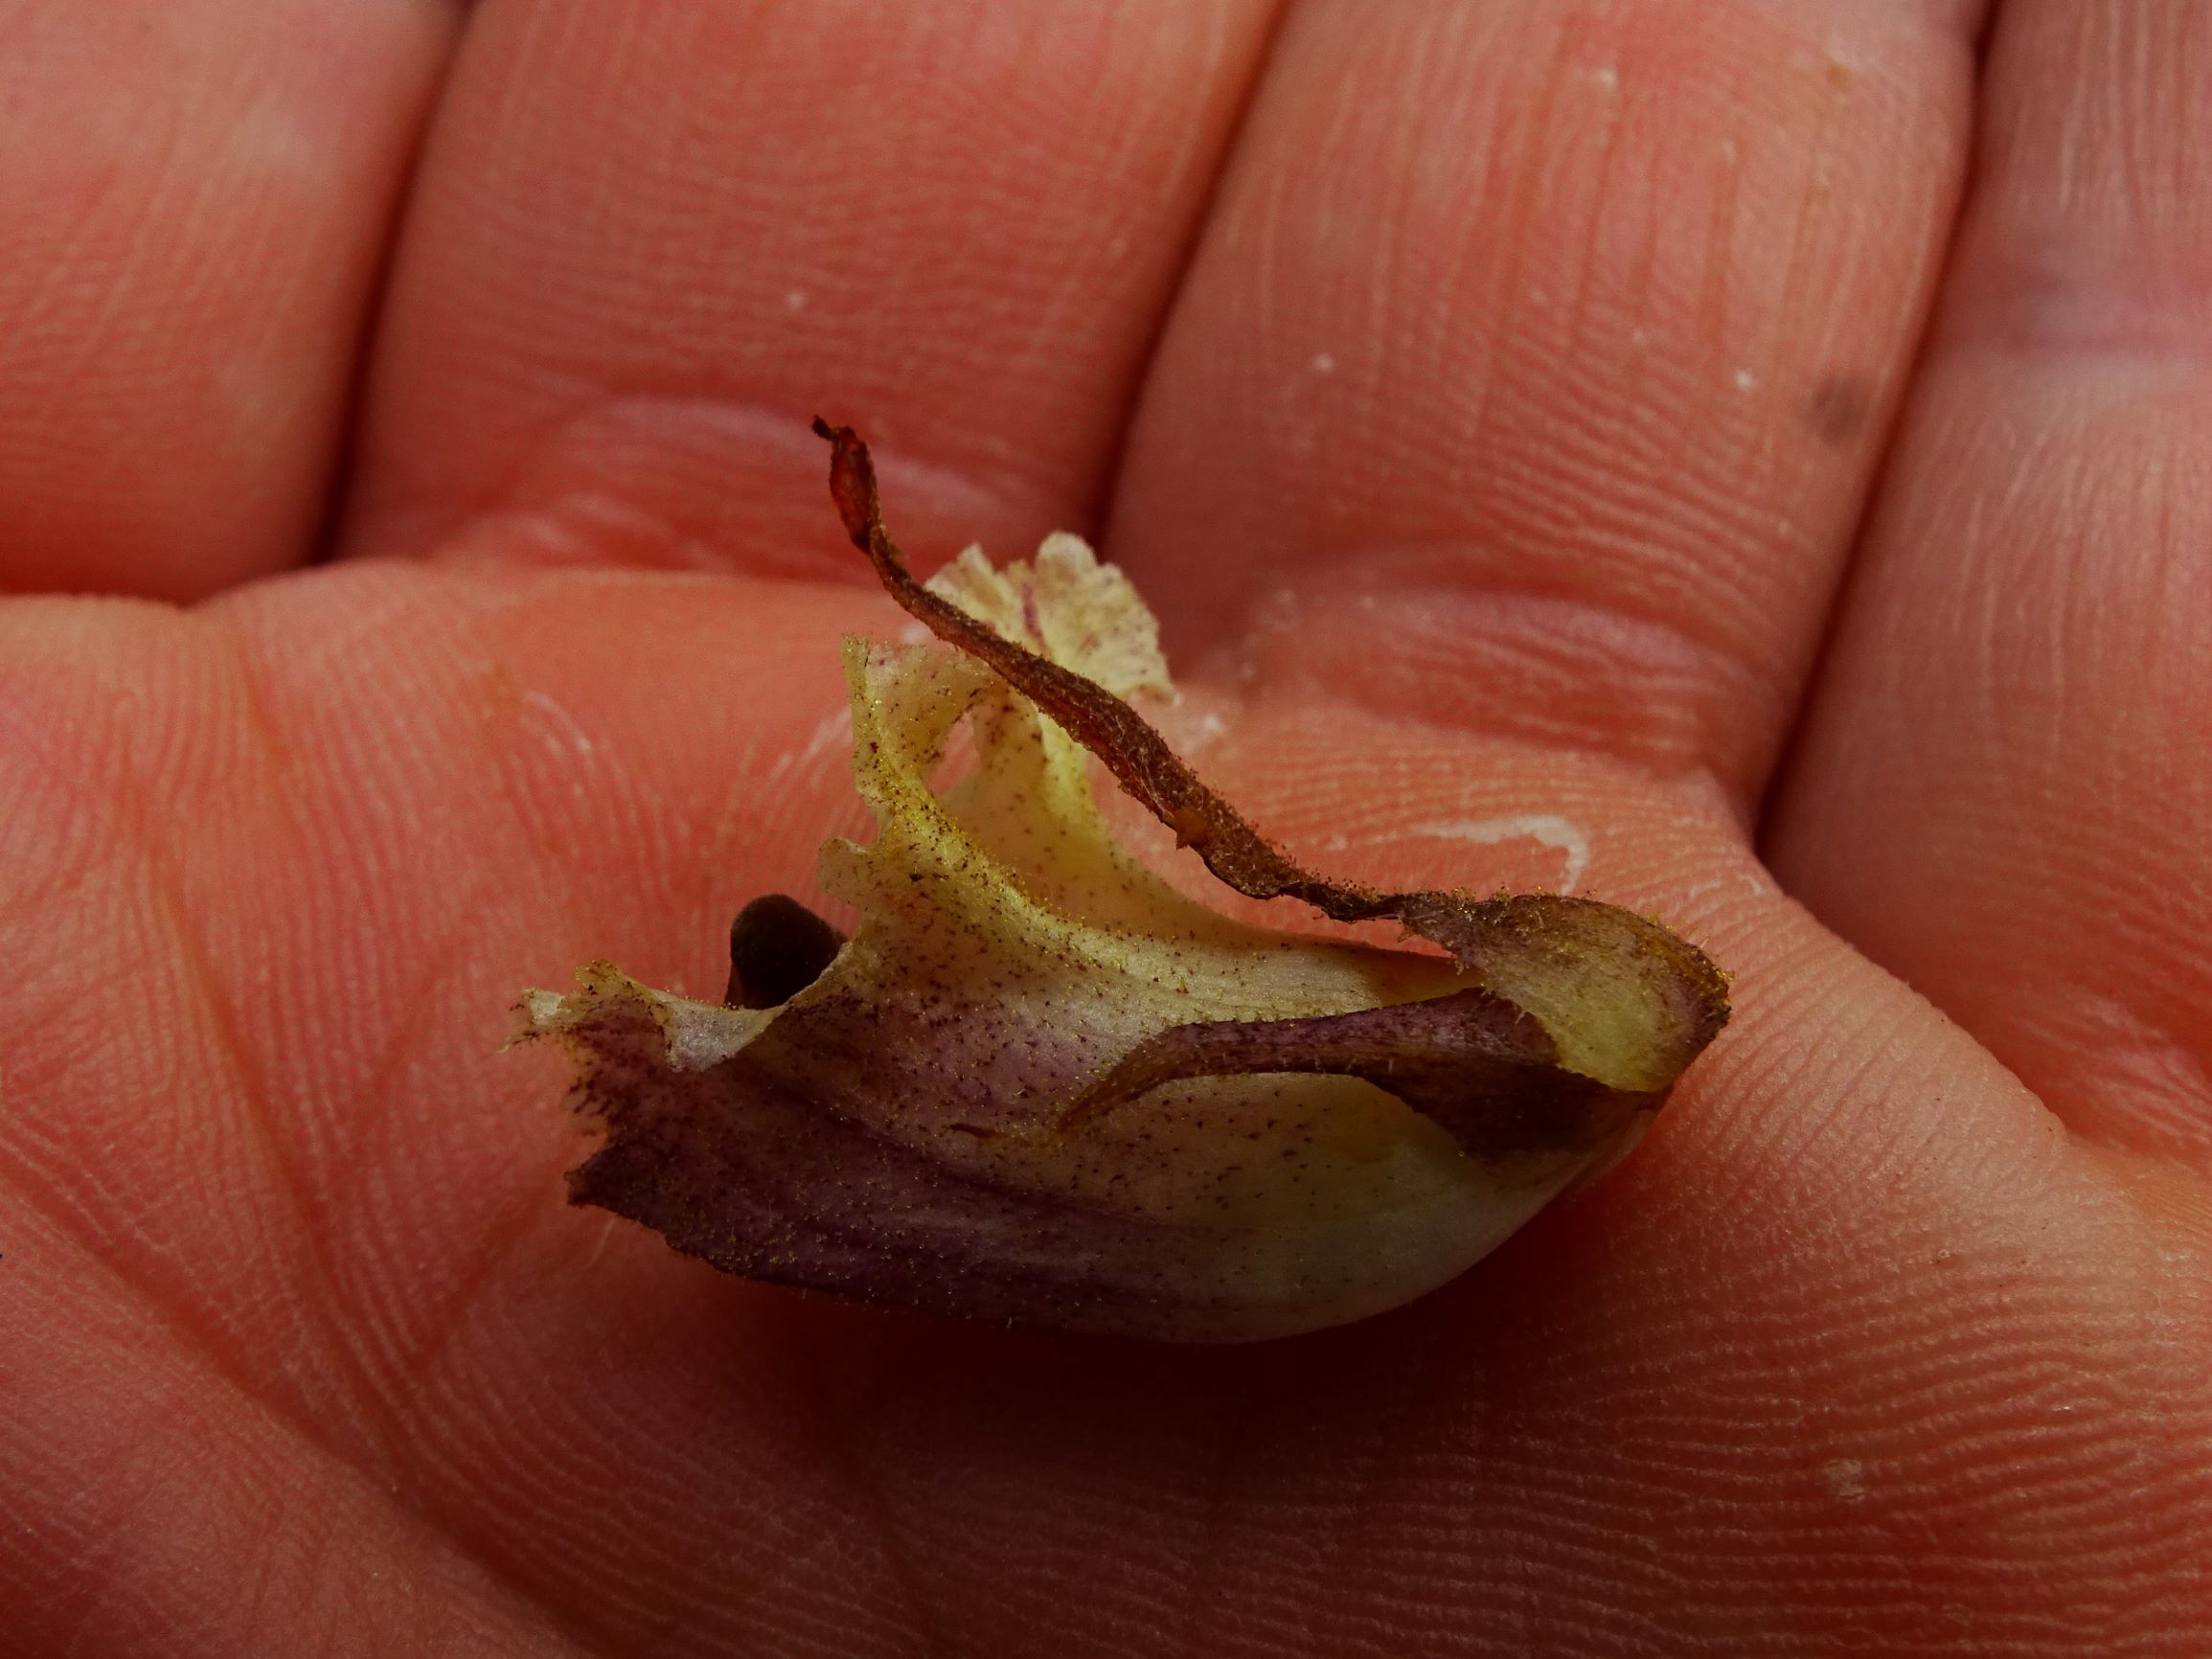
xmin=514 ymin=422 xmax=1729 ymax=1343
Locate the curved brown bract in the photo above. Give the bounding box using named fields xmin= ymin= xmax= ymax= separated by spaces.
xmin=515 ymin=425 xmax=1729 ymax=1341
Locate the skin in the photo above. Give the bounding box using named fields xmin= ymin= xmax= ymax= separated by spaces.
xmin=1 ymin=0 xmax=2207 ymax=1652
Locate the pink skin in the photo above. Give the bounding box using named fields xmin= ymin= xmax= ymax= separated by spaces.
xmin=2 ymin=1 xmax=2207 ymax=1654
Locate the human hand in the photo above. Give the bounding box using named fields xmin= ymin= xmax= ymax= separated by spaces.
xmin=3 ymin=3 xmax=2206 ymax=1654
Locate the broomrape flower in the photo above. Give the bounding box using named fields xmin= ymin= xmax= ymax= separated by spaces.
xmin=516 ymin=422 xmax=1728 ymax=1341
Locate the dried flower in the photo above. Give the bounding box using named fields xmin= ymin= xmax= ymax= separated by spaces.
xmin=515 ymin=424 xmax=1728 ymax=1340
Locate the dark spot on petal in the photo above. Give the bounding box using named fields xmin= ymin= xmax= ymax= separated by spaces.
xmin=727 ymin=894 xmax=846 ymax=1009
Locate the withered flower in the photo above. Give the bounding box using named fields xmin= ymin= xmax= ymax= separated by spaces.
xmin=515 ymin=423 xmax=1728 ymax=1341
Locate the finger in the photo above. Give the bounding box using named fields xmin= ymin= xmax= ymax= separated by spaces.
xmin=340 ymin=0 xmax=1277 ymax=580
xmin=1106 ymin=0 xmax=1979 ymax=811
xmin=0 ymin=0 xmax=457 ymax=602
xmin=1765 ymin=0 xmax=2212 ymax=1168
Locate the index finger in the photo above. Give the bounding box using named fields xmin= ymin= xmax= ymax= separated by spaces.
xmin=339 ymin=0 xmax=1278 ymax=581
